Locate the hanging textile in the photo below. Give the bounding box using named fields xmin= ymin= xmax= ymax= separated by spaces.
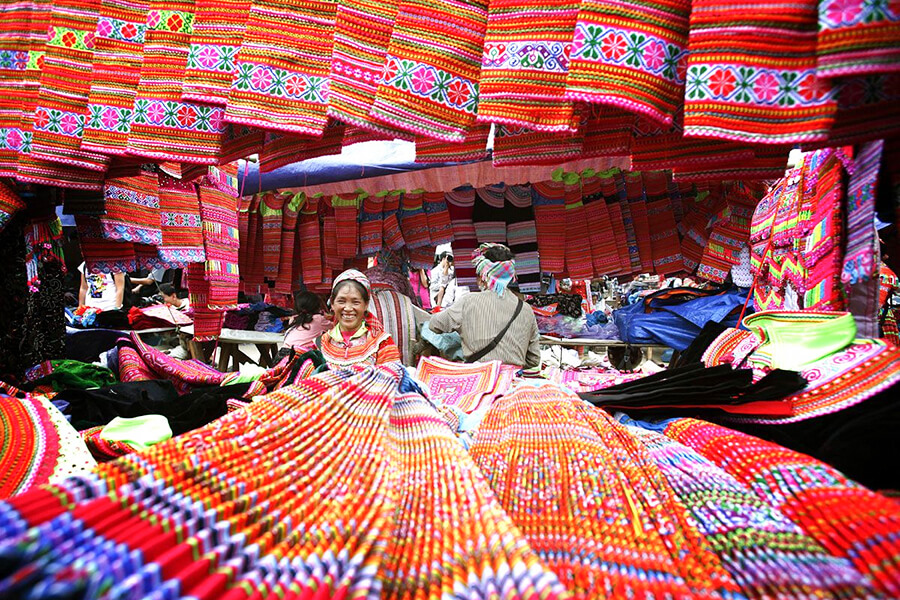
xmin=370 ymin=0 xmax=487 ymax=141
xmin=0 ymin=0 xmax=39 ymax=176
xmin=566 ymin=0 xmax=691 ymax=127
xmin=297 ymin=192 xmax=323 ymax=286
xmin=564 ymin=179 xmax=594 ymax=279
xmin=643 ymin=170 xmax=683 ymax=275
xmin=531 ymin=180 xmax=566 ymax=274
xmin=802 ymin=152 xmax=846 ymax=310
xmin=99 ymin=172 xmax=162 ymax=245
xmin=422 ymin=191 xmax=453 ymax=246
xmin=274 ymin=193 xmax=301 ymax=294
xmin=492 ymin=124 xmax=584 ymax=166
xmin=682 ymin=0 xmax=836 ymax=144
xmin=198 ymin=168 xmax=240 ymax=310
xmin=81 ymin=0 xmax=150 ymax=157
xmin=614 ymin=171 xmax=642 ymax=274
xmin=0 ymin=182 xmax=25 ymax=233
xmin=185 ymin=260 xmax=224 ymax=339
xmin=597 ymin=169 xmax=632 ymax=275
xmin=477 ymin=0 xmax=579 ymax=131
xmin=157 ymin=174 xmax=204 ymax=264
xmin=473 ymin=184 xmax=507 ymax=245
xmin=624 ymin=171 xmax=654 ymax=273
xmin=327 ymin=0 xmax=412 ymax=139
xmin=581 ymin=105 xmax=635 ymax=158
xmin=816 ymin=0 xmax=900 ymax=78
xmin=581 ymin=173 xmax=622 ymax=276
xmin=358 ymin=191 xmax=384 ymax=256
xmin=321 ymin=198 xmax=342 ymax=283
xmin=181 ymin=0 xmax=249 ymax=105
xmin=240 ymin=193 xmax=264 ymax=291
xmin=75 ymin=214 xmax=137 ymax=273
xmin=842 ymin=139 xmax=884 ymax=286
xmin=332 ymin=191 xmax=360 ymax=259
xmin=380 ymin=190 xmax=405 ymax=250
xmin=397 ymin=189 xmax=430 ymax=250
xmin=258 ymin=123 xmax=345 ymax=173
xmin=258 ymin=191 xmax=285 ymax=284
xmin=414 ymin=123 xmax=490 ymax=163
xmin=672 ymin=145 xmax=793 ymax=183
xmin=803 ymin=73 xmax=900 ymax=149
xmin=445 ymin=186 xmax=478 ymax=289
xmin=504 ymin=185 xmax=540 ymax=293
xmin=217 ymin=123 xmax=265 ymax=164
xmin=225 ymin=0 xmax=336 ymax=134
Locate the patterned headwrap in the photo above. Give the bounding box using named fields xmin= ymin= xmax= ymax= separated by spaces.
xmin=473 ymin=243 xmax=517 ymax=297
xmin=332 ymin=269 xmax=371 ymax=294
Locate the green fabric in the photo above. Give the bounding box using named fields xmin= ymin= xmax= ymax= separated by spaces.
xmin=31 ymin=360 xmax=117 ymax=392
xmin=744 ymin=311 xmax=857 ymax=371
xmin=99 ymin=415 xmax=172 ymax=450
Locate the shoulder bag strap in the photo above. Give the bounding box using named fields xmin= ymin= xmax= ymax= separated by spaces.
xmin=466 ymin=298 xmax=525 ymax=363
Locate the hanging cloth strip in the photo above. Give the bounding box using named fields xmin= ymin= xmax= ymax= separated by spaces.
xmin=477 ymin=0 xmax=579 ymax=132
xmin=530 ymin=180 xmax=566 ymax=275
xmin=566 ymin=0 xmax=691 ymax=127
xmin=198 ymin=168 xmax=240 ymax=310
xmin=81 ymin=0 xmax=150 ymax=156
xmin=581 ymin=173 xmax=621 ymax=277
xmin=0 ymin=182 xmax=25 ymax=234
xmin=841 ymin=139 xmax=884 ymax=286
xmin=614 ymin=170 xmax=642 ymax=274
xmin=321 ymin=197 xmax=342 ymax=283
xmin=297 ymin=192 xmax=323 ymax=286
xmin=258 ymin=123 xmax=345 ymax=173
xmin=240 ymin=193 xmax=264 ymax=291
xmin=564 ymin=177 xmax=594 ymax=280
xmin=0 ymin=0 xmax=38 ymax=176
xmin=371 ymin=0 xmax=487 ymax=141
xmin=414 ymin=123 xmax=490 ymax=163
xmin=597 ymin=169 xmax=631 ymax=275
xmin=445 ymin=186 xmax=478 ymax=289
xmin=503 ymin=185 xmax=540 ymax=293
xmin=672 ymin=145 xmax=793 ymax=183
xmin=99 ymin=172 xmax=162 ymax=245
xmin=581 ymin=105 xmax=635 ymax=158
xmin=75 ymin=214 xmax=137 ymax=274
xmin=802 ymin=151 xmax=846 ymax=310
xmin=185 ymin=260 xmax=225 ymax=339
xmin=274 ymin=193 xmax=302 ymax=294
xmin=180 ymin=0 xmax=249 ymax=105
xmin=380 ymin=189 xmax=405 ymax=250
xmin=423 ymin=190 xmax=454 ymax=246
xmin=473 ymin=184 xmax=507 ymax=245
xmin=342 ymin=126 xmax=394 ymax=146
xmin=258 ymin=191 xmax=285 ymax=284
xmin=643 ymin=170 xmax=684 ymax=275
xmin=358 ymin=191 xmax=384 ymax=256
xmin=492 ymin=124 xmax=584 ymax=167
xmin=682 ymin=0 xmax=836 ymax=144
xmin=332 ymin=191 xmax=360 ymax=259
xmin=25 ymin=0 xmax=108 ymax=172
xmin=398 ymin=189 xmax=431 ymax=250
xmin=225 ymin=0 xmax=336 ymax=134
xmin=127 ymin=0 xmax=228 ymax=164
xmin=624 ymin=171 xmax=654 ymax=273
xmin=157 ymin=174 xmax=205 ymax=265
xmin=217 ymin=123 xmax=265 ymax=164
xmin=815 ymin=0 xmax=900 ymax=78
xmin=327 ymin=0 xmax=412 ymax=139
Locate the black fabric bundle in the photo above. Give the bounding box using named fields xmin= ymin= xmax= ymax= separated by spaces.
xmin=528 ymin=294 xmax=583 ymax=318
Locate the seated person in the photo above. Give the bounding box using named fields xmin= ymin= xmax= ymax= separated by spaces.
xmin=130 ymin=267 xmax=170 ymax=296
xmin=316 ymin=269 xmax=401 ymax=369
xmin=429 ymin=243 xmax=540 ymax=370
xmin=78 ymin=262 xmax=125 ymax=312
xmin=283 ymin=291 xmax=331 ymax=352
xmin=158 ymin=283 xmax=190 ymax=311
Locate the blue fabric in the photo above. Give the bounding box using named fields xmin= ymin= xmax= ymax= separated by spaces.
xmin=585 ymin=310 xmax=608 ymax=326
xmin=613 ymin=287 xmax=748 ymax=351
xmin=420 ymin=322 xmax=464 ymax=361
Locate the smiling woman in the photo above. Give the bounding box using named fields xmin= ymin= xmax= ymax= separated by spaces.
xmin=317 ymin=269 xmax=401 ymax=369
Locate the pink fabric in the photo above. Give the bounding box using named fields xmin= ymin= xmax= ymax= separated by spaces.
xmin=283 ymin=314 xmax=332 ymax=351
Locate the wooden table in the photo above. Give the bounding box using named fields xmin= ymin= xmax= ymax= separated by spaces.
xmin=179 ymin=325 xmax=284 ymax=371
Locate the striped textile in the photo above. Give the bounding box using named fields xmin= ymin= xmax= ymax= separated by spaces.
xmin=80 ymin=0 xmax=149 ymax=157
xmin=186 ymin=260 xmax=224 ymax=339
xmin=473 ymin=184 xmax=507 ymax=245
xmin=698 ymin=184 xmax=756 ymax=283
xmin=371 ymin=0 xmax=487 ymax=141
xmin=327 ymin=0 xmax=412 ymax=139
xmin=477 ymin=0 xmax=579 ymax=132
xmin=75 ymin=214 xmax=137 ymax=273
xmin=26 ymin=0 xmax=107 ymax=171
xmin=181 ymin=0 xmax=248 ymax=104
xmin=615 ymin=171 xmax=642 ymax=274
xmin=128 ymin=0 xmax=228 ymax=163
xmin=504 ymin=185 xmax=540 ymax=293
xmin=370 ymin=287 xmax=418 ymax=366
xmin=682 ymin=0 xmax=836 ymax=144
xmin=816 ymin=0 xmax=900 ymax=78
xmin=241 ymin=193 xmax=264 ymax=291
xmin=157 ymin=174 xmax=205 ymax=264
xmin=380 ymin=190 xmax=405 ymax=250
xmin=643 ymin=170 xmax=683 ymax=275
xmin=423 ymin=191 xmax=453 ymax=245
xmin=672 ymin=145 xmax=791 ymax=183
xmin=408 ymin=244 xmax=435 ymax=269
xmin=259 ymin=191 xmax=285 ymax=284
xmin=624 ymin=171 xmax=654 ymax=272
xmin=399 ymin=190 xmax=431 ymax=249
xmin=445 ymin=186 xmax=478 ymax=289
xmin=297 ymin=192 xmax=323 ymax=286
xmin=802 ymin=152 xmax=845 ymax=310
xmin=273 ymin=192 xmax=301 ymax=294
xmin=531 ymin=180 xmax=566 ymax=275
xmin=581 ymin=105 xmax=635 ymax=158
xmin=99 ymin=172 xmax=162 ymax=245
xmin=358 ymin=191 xmax=384 ymax=256
xmin=597 ymin=169 xmax=632 ymax=275
xmin=321 ymin=201 xmax=342 ymax=283
xmin=581 ymin=174 xmax=623 ymax=276
xmin=258 ymin=123 xmax=344 ymax=173
xmin=564 ymin=180 xmax=594 ymax=279
xmin=198 ymin=170 xmax=240 ymax=310
xmin=492 ymin=124 xmax=583 ymax=166
xmin=0 ymin=0 xmax=39 ymax=176
xmin=842 ymin=140 xmax=884 ymax=286
xmin=225 ymin=0 xmax=336 ymax=135
xmin=566 ymin=0 xmax=691 ymax=127
xmin=342 ymin=125 xmax=395 ymax=146
xmin=0 ymin=181 xmax=25 ymax=233
xmin=332 ymin=191 xmax=360 ymax=259
xmin=217 ymin=123 xmax=264 ymax=164
xmin=414 ymin=123 xmax=490 ymax=163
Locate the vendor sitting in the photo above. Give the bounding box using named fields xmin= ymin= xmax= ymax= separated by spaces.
xmin=317 ymin=269 xmax=401 ymax=369
xmin=428 ymin=243 xmax=540 ymax=370
xmin=159 ymin=283 xmax=190 ymax=311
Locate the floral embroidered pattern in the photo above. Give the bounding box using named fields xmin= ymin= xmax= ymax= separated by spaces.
xmin=161 ymin=212 xmax=203 ymax=227
xmin=146 ymin=9 xmax=194 ymax=34
xmin=482 ymin=42 xmax=571 ymax=73
xmin=187 ymin=44 xmax=239 ymax=72
xmin=105 ymin=185 xmax=160 ymax=209
xmin=95 ymin=17 xmax=146 ymax=44
xmin=231 ymin=63 xmax=329 ymax=104
xmin=85 ymin=105 xmax=135 ymax=133
xmin=46 ymin=26 xmax=96 ymax=50
xmin=685 ymin=65 xmax=835 ymax=106
xmin=31 ymin=108 xmax=85 ymax=137
xmin=819 ymin=0 xmax=899 ymax=29
xmin=131 ymin=100 xmax=226 ymax=133
xmin=380 ymin=57 xmax=478 ymax=114
xmin=571 ymin=23 xmax=687 ymax=84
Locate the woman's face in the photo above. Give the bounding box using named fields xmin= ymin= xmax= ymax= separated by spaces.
xmin=332 ymin=284 xmax=367 ymax=332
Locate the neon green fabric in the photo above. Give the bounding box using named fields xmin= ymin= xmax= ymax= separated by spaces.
xmin=742 ymin=310 xmax=857 ymax=371
xmin=99 ymin=415 xmax=172 ymax=451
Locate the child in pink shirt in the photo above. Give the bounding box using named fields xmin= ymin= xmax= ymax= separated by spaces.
xmin=283 ymin=291 xmax=332 ymax=351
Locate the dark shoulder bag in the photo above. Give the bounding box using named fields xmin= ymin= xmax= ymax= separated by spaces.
xmin=466 ymin=298 xmax=524 ymax=362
